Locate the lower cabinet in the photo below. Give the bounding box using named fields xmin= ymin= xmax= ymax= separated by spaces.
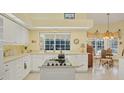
xmin=66 ymin=54 xmax=88 ymax=72
xmin=3 ymin=55 xmax=31 ymax=80
xmin=31 ymin=55 xmax=46 ymax=72
xmin=0 ymin=65 xmax=5 ymax=80
xmin=4 ymin=61 xmax=17 ymax=80
xmin=23 ymin=55 xmax=31 ymax=78
xmin=15 ymin=58 xmax=23 ymax=80
xmin=2 ymin=54 xmax=88 ymax=80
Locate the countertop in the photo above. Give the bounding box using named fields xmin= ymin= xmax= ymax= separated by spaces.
xmin=30 ymin=51 xmax=87 ymax=55
xmin=4 ymin=53 xmax=29 ymax=63
xmin=3 ymin=52 xmax=87 ymax=63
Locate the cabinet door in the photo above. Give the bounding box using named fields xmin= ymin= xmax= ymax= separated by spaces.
xmin=3 ymin=18 xmax=16 ymax=43
xmin=15 ymin=24 xmax=29 ymax=45
xmin=3 ymin=17 xmax=29 ymax=45
xmin=32 ymin=55 xmax=41 ymax=71
xmin=0 ymin=65 xmax=4 ymax=80
xmin=66 ymin=55 xmax=77 ymax=65
xmin=23 ymin=55 xmax=31 ymax=78
xmin=0 ymin=48 xmax=3 ymax=65
xmin=26 ymin=55 xmax=31 ymax=73
xmin=9 ymin=62 xmax=16 ymax=80
xmin=14 ymin=23 xmax=22 ymax=44
xmin=0 ymin=15 xmax=4 ymax=68
xmin=16 ymin=58 xmax=24 ymax=80
xmin=0 ymin=15 xmax=3 ymax=40
xmin=4 ymin=61 xmax=17 ymax=80
xmin=15 ymin=24 xmax=25 ymax=44
xmin=22 ymin=28 xmax=29 ymax=45
xmin=67 ymin=54 xmax=88 ymax=72
xmin=4 ymin=63 xmax=11 ymax=80
xmin=31 ymin=55 xmax=45 ymax=71
xmin=2 ymin=56 xmax=30 ymax=80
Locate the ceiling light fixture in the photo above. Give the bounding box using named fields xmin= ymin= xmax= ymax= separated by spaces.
xmin=103 ymin=13 xmax=114 ymax=39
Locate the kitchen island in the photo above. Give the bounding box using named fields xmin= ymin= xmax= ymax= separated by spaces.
xmin=31 ymin=53 xmax=88 ymax=72
xmin=39 ymin=59 xmax=76 ymax=80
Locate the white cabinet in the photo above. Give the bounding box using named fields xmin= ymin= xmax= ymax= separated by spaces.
xmin=15 ymin=58 xmax=24 ymax=80
xmin=3 ymin=55 xmax=31 ymax=80
xmin=0 ymin=15 xmax=4 ymax=80
xmin=31 ymin=55 xmax=45 ymax=72
xmin=22 ymin=28 xmax=29 ymax=45
xmin=23 ymin=55 xmax=31 ymax=78
xmin=15 ymin=24 xmax=29 ymax=45
xmin=19 ymin=55 xmax=31 ymax=79
xmin=0 ymin=15 xmax=3 ymax=40
xmin=3 ymin=18 xmax=15 ymax=43
xmin=66 ymin=54 xmax=88 ymax=72
xmin=3 ymin=61 xmax=16 ymax=80
xmin=3 ymin=17 xmax=29 ymax=45
xmin=0 ymin=65 xmax=4 ymax=80
xmin=0 ymin=48 xmax=3 ymax=64
xmin=3 ymin=64 xmax=9 ymax=80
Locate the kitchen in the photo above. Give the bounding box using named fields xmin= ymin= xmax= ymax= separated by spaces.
xmin=0 ymin=13 xmax=90 ymax=80
xmin=0 ymin=13 xmax=124 ymax=80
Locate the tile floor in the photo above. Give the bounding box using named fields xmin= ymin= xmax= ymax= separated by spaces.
xmin=24 ymin=59 xmax=119 ymax=80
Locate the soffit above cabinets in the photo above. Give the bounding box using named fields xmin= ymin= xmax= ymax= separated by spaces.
xmin=9 ymin=13 xmax=94 ymax=30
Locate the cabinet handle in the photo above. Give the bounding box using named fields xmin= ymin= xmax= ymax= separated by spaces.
xmin=5 ymin=65 xmax=8 ymax=66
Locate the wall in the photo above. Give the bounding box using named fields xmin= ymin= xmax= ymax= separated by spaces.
xmin=27 ymin=19 xmax=124 ymax=56
xmin=4 ymin=21 xmax=123 ymax=56
xmin=3 ymin=45 xmax=25 ymax=57
xmin=28 ymin=29 xmax=87 ymax=54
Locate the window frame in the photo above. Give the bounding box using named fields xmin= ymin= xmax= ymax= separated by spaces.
xmin=89 ymin=38 xmax=119 ymax=55
xmin=108 ymin=39 xmax=119 ymax=55
xmin=91 ymin=39 xmax=104 ymax=55
xmin=39 ymin=32 xmax=71 ymax=51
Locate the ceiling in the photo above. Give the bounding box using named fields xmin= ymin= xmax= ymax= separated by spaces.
xmin=4 ymin=13 xmax=124 ymax=30
xmin=87 ymin=13 xmax=124 ymax=24
xmin=11 ymin=13 xmax=93 ymax=30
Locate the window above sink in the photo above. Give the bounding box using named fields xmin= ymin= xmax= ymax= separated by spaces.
xmin=39 ymin=32 xmax=71 ymax=51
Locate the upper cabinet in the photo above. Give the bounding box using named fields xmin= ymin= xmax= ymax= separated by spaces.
xmin=3 ymin=18 xmax=16 ymax=43
xmin=13 ymin=22 xmax=29 ymax=45
xmin=0 ymin=15 xmax=3 ymax=41
xmin=3 ymin=17 xmax=29 ymax=45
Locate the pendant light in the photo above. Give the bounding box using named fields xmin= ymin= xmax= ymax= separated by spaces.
xmin=103 ymin=13 xmax=114 ymax=39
